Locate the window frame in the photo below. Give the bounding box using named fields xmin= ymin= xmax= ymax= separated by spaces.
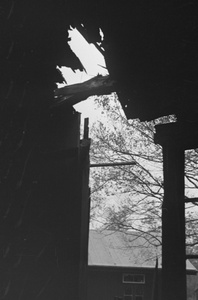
xmin=135 ymin=296 xmax=143 ymax=300
xmin=124 ymin=296 xmax=133 ymax=300
xmin=122 ymin=274 xmax=145 ymax=284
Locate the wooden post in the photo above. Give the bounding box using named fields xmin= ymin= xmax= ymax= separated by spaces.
xmin=154 ymin=122 xmax=191 ymax=300
xmin=161 ymin=142 xmax=186 ymax=300
xmin=155 ymin=121 xmax=198 ymax=300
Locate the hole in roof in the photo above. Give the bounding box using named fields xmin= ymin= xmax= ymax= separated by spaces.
xmin=57 ymin=26 xmax=109 ymax=119
xmin=58 ymin=26 xmax=108 ymax=86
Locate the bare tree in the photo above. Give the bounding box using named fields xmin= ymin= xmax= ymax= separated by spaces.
xmin=89 ymin=93 xmax=198 ymax=251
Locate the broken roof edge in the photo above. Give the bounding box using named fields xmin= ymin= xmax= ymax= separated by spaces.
xmin=53 ymin=74 xmax=116 ymax=108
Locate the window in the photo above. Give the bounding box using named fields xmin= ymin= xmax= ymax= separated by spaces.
xmin=124 ymin=296 xmax=133 ymax=300
xmin=134 ymin=285 xmax=144 ymax=300
xmin=122 ymin=274 xmax=145 ymax=284
xmin=124 ymin=286 xmax=133 ymax=300
xmin=123 ymin=279 xmax=144 ymax=300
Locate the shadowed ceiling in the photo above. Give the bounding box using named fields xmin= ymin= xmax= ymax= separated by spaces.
xmin=1 ymin=0 xmax=198 ymax=121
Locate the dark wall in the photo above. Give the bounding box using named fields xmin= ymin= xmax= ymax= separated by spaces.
xmin=1 ymin=1 xmax=93 ymax=298
xmin=0 ymin=107 xmax=90 ymax=299
xmin=87 ymin=266 xmax=161 ymax=300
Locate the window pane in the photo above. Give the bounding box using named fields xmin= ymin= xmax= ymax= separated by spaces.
xmin=124 ymin=286 xmax=133 ymax=296
xmin=133 ymin=275 xmax=145 ymax=283
xmin=123 ymin=274 xmax=145 ymax=284
xmin=124 ymin=296 xmax=133 ymax=300
xmin=123 ymin=274 xmax=134 ymax=282
xmin=135 ymin=285 xmax=143 ymax=295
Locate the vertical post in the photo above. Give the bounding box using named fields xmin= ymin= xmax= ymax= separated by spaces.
xmin=161 ymin=142 xmax=186 ymax=300
xmin=84 ymin=118 xmax=89 ymax=140
xmin=79 ymin=118 xmax=91 ymax=300
xmin=154 ymin=122 xmax=188 ymax=300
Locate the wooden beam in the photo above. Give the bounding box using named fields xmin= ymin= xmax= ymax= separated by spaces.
xmin=90 ymin=162 xmax=136 ymax=167
xmin=83 ymin=118 xmax=89 ymax=140
xmin=154 ymin=122 xmax=198 ymax=150
xmin=186 ymin=254 xmax=198 ymax=259
xmin=53 ymin=75 xmax=116 ymax=107
xmin=185 ymin=197 xmax=198 ymax=203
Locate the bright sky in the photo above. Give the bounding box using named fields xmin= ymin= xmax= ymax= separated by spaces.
xmin=58 ymin=27 xmax=109 ymax=122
